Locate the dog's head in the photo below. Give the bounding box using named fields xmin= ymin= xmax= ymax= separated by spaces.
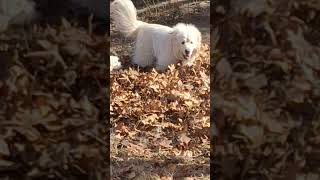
xmin=171 ymin=23 xmax=201 ymax=64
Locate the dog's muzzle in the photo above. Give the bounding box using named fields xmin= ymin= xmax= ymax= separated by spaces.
xmin=183 ymin=50 xmax=192 ymax=60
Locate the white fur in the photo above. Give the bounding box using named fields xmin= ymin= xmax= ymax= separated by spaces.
xmin=110 ymin=0 xmax=201 ymax=71
xmin=110 ymin=56 xmax=122 ymax=71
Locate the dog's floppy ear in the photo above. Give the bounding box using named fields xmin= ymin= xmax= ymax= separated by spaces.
xmin=196 ymin=29 xmax=202 ymax=50
xmin=192 ymin=31 xmax=202 ymax=59
xmin=196 ymin=29 xmax=202 ymax=45
xmin=191 ymin=46 xmax=199 ymax=59
xmin=171 ymin=23 xmax=186 ymax=36
xmin=169 ymin=28 xmax=178 ymax=36
xmin=169 ymin=29 xmax=179 ymax=46
xmin=197 ymin=32 xmax=202 ymax=45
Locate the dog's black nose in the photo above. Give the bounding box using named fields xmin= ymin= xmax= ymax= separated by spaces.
xmin=185 ymin=50 xmax=190 ymax=55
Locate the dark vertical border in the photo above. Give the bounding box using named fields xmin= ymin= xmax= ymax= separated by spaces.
xmin=210 ymin=0 xmax=216 ymax=179
xmin=106 ymin=1 xmax=111 ymax=180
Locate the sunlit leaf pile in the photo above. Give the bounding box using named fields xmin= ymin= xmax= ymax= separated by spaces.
xmin=110 ymin=1 xmax=210 ymax=179
xmin=110 ymin=44 xmax=210 ymax=179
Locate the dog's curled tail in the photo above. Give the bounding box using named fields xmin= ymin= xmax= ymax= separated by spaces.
xmin=111 ymin=0 xmax=143 ymax=38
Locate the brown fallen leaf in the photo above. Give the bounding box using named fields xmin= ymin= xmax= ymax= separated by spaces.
xmin=159 ymin=138 xmax=172 ymax=148
xmin=239 ymin=125 xmax=264 ymax=147
xmin=0 ymin=138 xmax=10 ymax=156
xmin=179 ymin=133 xmax=191 ymax=146
xmin=258 ymin=111 xmax=284 ymax=133
xmin=244 ymin=73 xmax=268 ymax=90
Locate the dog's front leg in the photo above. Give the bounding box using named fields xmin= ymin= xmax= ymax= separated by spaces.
xmin=155 ymin=54 xmax=174 ymax=72
xmin=155 ymin=64 xmax=168 ymax=72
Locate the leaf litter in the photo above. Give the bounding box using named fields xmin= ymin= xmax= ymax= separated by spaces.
xmin=110 ymin=2 xmax=210 ymax=178
xmin=0 ymin=17 xmax=107 ymax=179
xmin=213 ymin=0 xmax=320 ymax=179
xmin=111 ymin=43 xmax=210 ymax=179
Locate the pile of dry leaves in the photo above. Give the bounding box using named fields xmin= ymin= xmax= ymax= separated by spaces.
xmin=213 ymin=0 xmax=320 ymax=179
xmin=0 ymin=18 xmax=107 ymax=179
xmin=110 ymin=42 xmax=210 ymax=179
xmin=109 ymin=1 xmax=210 ymax=179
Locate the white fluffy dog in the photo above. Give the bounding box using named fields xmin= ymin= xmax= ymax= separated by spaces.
xmin=110 ymin=0 xmax=202 ymax=71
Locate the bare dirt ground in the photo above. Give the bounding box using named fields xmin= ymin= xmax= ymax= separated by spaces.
xmin=110 ymin=1 xmax=210 ymax=179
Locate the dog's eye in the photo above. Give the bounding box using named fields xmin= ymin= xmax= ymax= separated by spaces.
xmin=181 ymin=41 xmax=185 ymax=44
xmin=191 ymin=41 xmax=193 ymax=44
